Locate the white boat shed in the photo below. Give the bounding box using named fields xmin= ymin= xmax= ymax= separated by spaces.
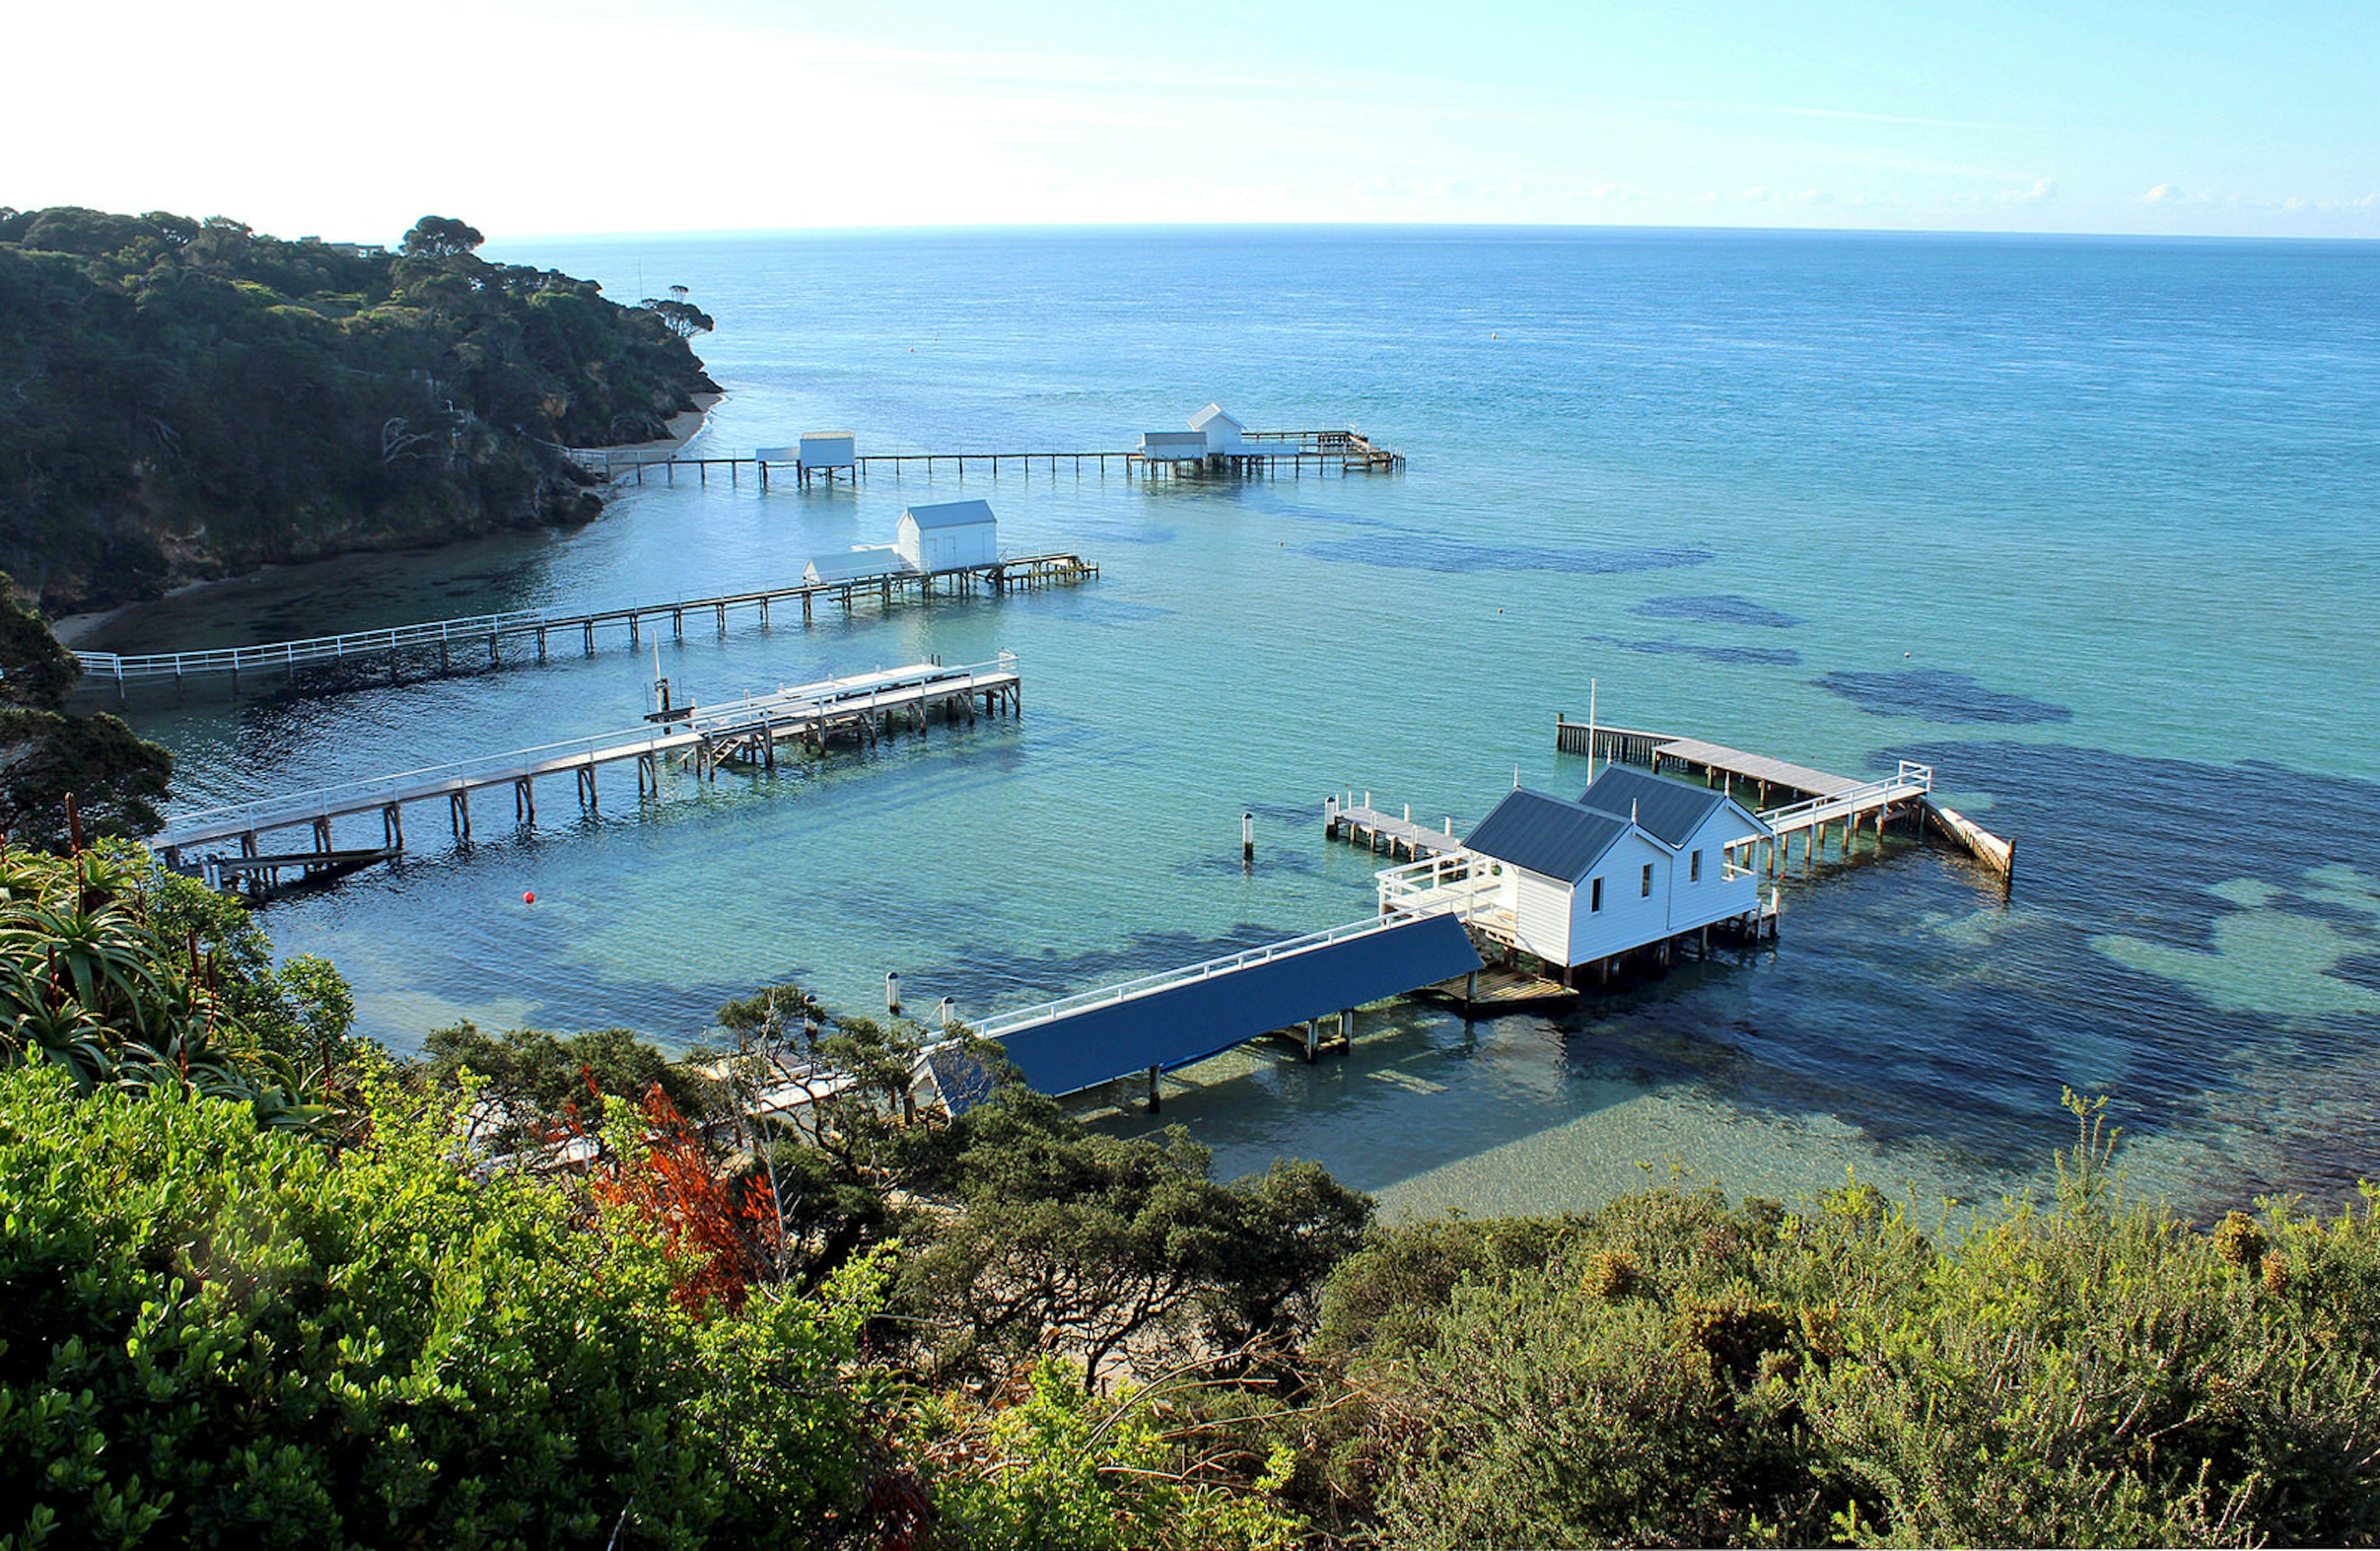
xmin=1189 ymin=402 xmax=1244 ymax=454
xmin=797 ymin=432 xmax=856 ymax=470
xmin=896 ymin=499 xmax=998 ymax=571
xmin=1391 ymin=766 xmax=1774 ymax=982
xmin=1139 ymin=402 xmax=1246 ymax=461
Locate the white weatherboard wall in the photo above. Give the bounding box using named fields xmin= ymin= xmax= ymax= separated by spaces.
xmin=798 ymin=433 xmax=856 ymax=470
xmin=896 ymin=501 xmax=998 ymax=571
xmin=1509 ymin=867 xmax=1571 ymax=964
xmin=1190 ymin=403 xmax=1244 ymax=454
xmin=1141 ymin=429 xmax=1207 ymax=459
xmin=1660 ymin=806 xmax=1769 ymax=935
xmin=1568 ymin=830 xmax=1676 ymax=965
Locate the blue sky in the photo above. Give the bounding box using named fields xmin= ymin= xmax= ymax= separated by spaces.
xmin=7 ymin=0 xmax=2374 ymax=241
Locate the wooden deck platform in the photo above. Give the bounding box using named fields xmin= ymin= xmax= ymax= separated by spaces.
xmin=1426 ymin=966 xmax=1579 ymax=1017
xmin=154 ymin=656 xmax=1022 ymax=876
xmin=1323 ymin=793 xmax=1462 ymax=860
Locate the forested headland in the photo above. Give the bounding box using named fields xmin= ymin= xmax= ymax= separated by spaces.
xmin=0 ymin=207 xmax=718 ymax=613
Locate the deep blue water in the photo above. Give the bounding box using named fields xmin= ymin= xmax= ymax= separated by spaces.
xmin=88 ymin=227 xmax=2380 ymax=1219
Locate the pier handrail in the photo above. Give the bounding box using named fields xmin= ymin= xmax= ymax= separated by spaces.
xmin=1756 ymin=762 xmax=1933 ymax=830
xmin=154 ymin=653 xmax=1023 ymax=845
xmin=154 ymin=723 xmax=698 ymax=841
xmin=682 ymin=653 xmax=1019 ymax=734
xmin=1373 ymin=850 xmax=1498 ymax=921
xmin=73 ymin=561 xmax=1077 ymax=683
xmin=966 ymin=912 xmax=1435 ymax=1040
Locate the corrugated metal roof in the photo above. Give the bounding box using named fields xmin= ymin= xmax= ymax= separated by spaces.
xmin=991 ymin=913 xmax=1484 ymax=1097
xmin=1190 ymin=402 xmax=1242 ymax=430
xmin=903 ymin=498 xmax=996 ymax=529
xmin=1578 ymin=767 xmax=1726 ymax=850
xmin=1462 ymin=788 xmax=1631 ymax=883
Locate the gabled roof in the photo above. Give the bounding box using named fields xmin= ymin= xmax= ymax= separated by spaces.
xmin=1579 ymin=765 xmax=1773 ymax=847
xmin=1462 ymin=788 xmax=1632 ymax=884
xmin=1189 ymin=402 xmax=1242 ymax=431
xmin=902 ymin=498 xmax=995 ymax=529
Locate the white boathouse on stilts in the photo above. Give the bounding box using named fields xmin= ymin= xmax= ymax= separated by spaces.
xmin=1377 ymin=765 xmax=1776 ymax=986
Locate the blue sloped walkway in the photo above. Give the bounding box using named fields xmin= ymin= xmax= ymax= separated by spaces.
xmin=981 ymin=912 xmax=1484 ymax=1097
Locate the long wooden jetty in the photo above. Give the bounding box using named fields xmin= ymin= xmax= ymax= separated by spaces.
xmin=153 ymin=656 xmax=1021 ymax=884
xmin=566 ymin=427 xmax=1404 ymax=485
xmin=74 ymin=555 xmax=1093 ymax=693
xmin=1554 ymin=714 xmax=2011 ymax=879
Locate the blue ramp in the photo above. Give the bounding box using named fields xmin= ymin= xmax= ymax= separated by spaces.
xmin=975 ymin=912 xmax=1485 ymax=1097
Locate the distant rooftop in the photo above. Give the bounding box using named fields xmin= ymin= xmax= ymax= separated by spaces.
xmin=902 ymin=498 xmax=996 ymax=529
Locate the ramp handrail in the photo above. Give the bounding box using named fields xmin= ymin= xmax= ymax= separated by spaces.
xmin=969 ymin=912 xmax=1430 ymax=1040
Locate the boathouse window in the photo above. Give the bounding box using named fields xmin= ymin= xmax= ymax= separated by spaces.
xmin=1690 ymin=849 xmax=1703 ymax=882
xmin=1590 ymin=877 xmax=1603 ymax=912
xmin=1641 ymin=863 xmax=1654 ymax=897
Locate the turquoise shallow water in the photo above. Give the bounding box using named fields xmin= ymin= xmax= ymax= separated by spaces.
xmin=90 ymin=227 xmax=2380 ymax=1220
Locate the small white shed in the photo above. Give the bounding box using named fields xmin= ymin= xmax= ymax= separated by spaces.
xmin=1189 ymin=402 xmax=1244 ymax=455
xmin=798 ymin=432 xmax=856 ymax=471
xmin=803 ymin=545 xmax=909 ymax=585
xmin=896 ymin=499 xmax=998 ymax=571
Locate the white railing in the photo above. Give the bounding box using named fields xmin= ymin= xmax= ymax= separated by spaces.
xmin=967 ymin=912 xmax=1426 ymax=1041
xmin=154 ymin=722 xmax=694 ymax=843
xmin=73 ymin=567 xmax=1054 ymax=683
xmin=1756 ymin=761 xmax=1932 ymax=832
xmin=1373 ymin=850 xmax=1498 ymax=921
xmin=155 ymin=653 xmax=1020 ymax=846
xmin=683 ymin=653 xmax=1018 ymax=736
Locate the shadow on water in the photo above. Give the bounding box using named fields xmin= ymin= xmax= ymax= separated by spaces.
xmin=1817 ymin=669 xmax=2074 ymax=724
xmin=1303 ymin=534 xmax=1714 ymax=574
xmin=1633 ymin=594 xmax=1807 ymax=630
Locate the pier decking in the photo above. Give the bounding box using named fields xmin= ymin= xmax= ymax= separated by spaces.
xmin=1323 ymin=792 xmax=1462 ymax=860
xmin=565 ymin=427 xmax=1404 ymax=485
xmin=154 ymin=656 xmax=1021 ymax=881
xmin=74 ymin=555 xmax=1093 ymax=693
xmin=1554 ymin=714 xmax=2010 ymax=879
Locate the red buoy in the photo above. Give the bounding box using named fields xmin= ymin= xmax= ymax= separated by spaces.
xmin=522 ymin=890 xmax=536 ymax=905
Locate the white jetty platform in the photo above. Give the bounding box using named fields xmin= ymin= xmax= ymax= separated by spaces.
xmin=154 ymin=656 xmax=1021 ymax=881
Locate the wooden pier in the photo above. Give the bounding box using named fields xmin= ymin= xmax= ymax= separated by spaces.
xmin=566 ymin=427 xmax=1404 ymax=485
xmin=1554 ymin=714 xmax=2012 ymax=879
xmin=1323 ymin=791 xmax=1462 ymax=860
xmin=75 ymin=555 xmax=1093 ymax=693
xmin=153 ymin=656 xmax=1022 ymax=879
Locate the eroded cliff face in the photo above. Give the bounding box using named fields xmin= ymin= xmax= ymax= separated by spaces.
xmin=0 ymin=207 xmax=718 ymax=612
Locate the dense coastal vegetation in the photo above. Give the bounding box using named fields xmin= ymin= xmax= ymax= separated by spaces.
xmin=2 ymin=835 xmax=2376 ymax=1548
xmin=0 ymin=207 xmax=718 ymax=613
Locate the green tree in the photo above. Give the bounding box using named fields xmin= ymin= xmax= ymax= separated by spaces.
xmin=415 ymin=1019 xmax=712 ymax=1154
xmin=400 ymin=213 xmax=485 ymax=257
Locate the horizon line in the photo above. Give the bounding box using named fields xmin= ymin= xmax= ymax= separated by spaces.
xmin=488 ymin=217 xmax=2380 ymax=248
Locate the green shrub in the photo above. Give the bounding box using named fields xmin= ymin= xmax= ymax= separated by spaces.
xmin=0 ymin=1065 xmax=888 ymax=1549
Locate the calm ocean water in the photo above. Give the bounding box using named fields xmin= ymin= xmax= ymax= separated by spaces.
xmin=90 ymin=227 xmax=2380 ymax=1220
